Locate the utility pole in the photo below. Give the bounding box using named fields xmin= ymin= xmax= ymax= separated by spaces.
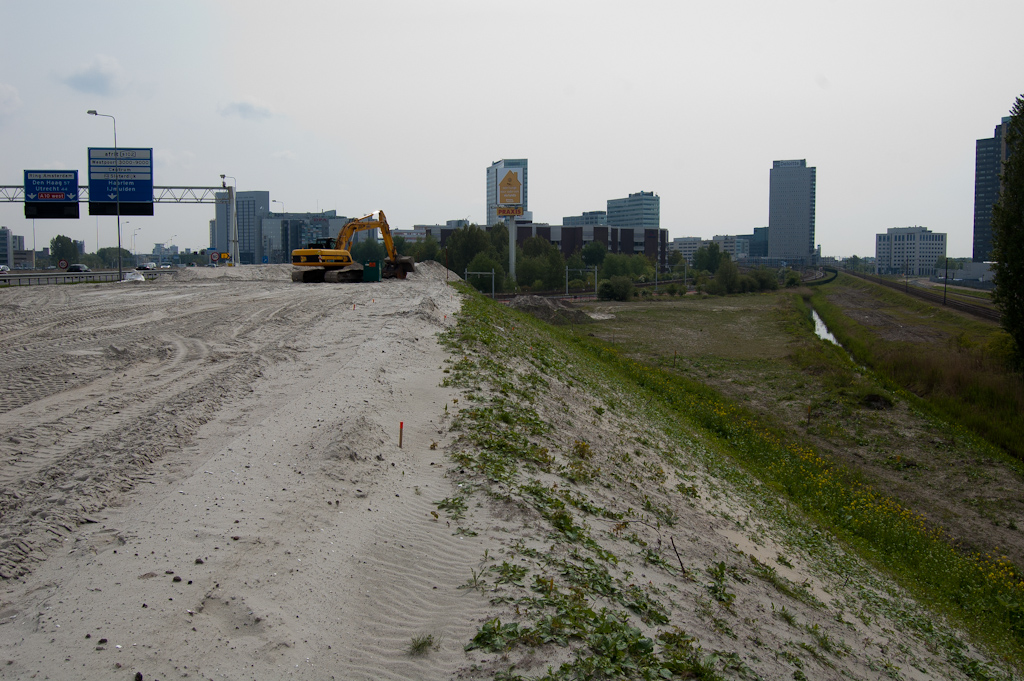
xmin=943 ymin=257 xmax=949 ymax=306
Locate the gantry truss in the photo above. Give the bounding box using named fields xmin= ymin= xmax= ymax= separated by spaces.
xmin=0 ymin=186 xmax=225 ymax=203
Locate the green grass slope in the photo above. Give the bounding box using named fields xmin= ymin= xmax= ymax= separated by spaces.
xmin=439 ymin=284 xmax=1021 ymax=680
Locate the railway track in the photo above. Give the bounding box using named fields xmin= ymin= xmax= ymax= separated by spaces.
xmin=844 ymin=270 xmax=1001 ymax=322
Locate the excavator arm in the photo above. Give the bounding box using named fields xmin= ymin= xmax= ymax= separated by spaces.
xmin=335 ymin=212 xmax=396 ymax=259
xmin=334 ymin=211 xmax=412 ymax=278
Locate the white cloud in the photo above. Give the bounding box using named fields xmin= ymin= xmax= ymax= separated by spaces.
xmin=60 ymin=55 xmax=127 ymax=96
xmin=219 ymin=99 xmax=272 ymax=121
xmin=157 ymin=149 xmax=198 ymax=169
xmin=0 ymin=83 xmax=22 ymax=115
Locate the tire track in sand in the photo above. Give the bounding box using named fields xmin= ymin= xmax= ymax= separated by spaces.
xmin=0 ymin=281 xmax=339 ymax=578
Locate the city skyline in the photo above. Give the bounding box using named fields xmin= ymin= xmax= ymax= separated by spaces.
xmin=0 ymin=2 xmax=1021 ymax=259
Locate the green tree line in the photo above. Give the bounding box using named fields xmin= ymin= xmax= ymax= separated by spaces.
xmin=376 ymin=223 xmax=785 ymax=299
xmin=992 ymin=93 xmax=1024 ymax=367
xmin=33 ymin=235 xmax=209 ymax=270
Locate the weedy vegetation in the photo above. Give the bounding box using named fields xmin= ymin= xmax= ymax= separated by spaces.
xmin=438 ymin=281 xmax=1021 ymax=679
xmin=408 ymin=633 xmax=438 ymax=655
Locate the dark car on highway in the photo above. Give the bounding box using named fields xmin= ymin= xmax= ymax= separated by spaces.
xmin=67 ymin=264 xmax=91 ymax=272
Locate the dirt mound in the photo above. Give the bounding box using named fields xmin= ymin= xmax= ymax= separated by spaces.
xmin=168 ymin=261 xmax=458 ymax=285
xmin=169 ymin=264 xmax=293 ymax=282
xmin=406 ymin=259 xmax=460 ymax=283
xmin=507 ymin=295 xmax=592 ymax=326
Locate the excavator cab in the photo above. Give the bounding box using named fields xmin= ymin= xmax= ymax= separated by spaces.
xmin=306 ymin=237 xmax=336 ymax=249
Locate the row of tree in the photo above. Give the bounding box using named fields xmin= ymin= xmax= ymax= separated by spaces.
xmin=37 ymin=235 xmax=208 ymax=270
xmin=41 ymin=236 xmax=136 ymax=270
xmin=992 ymin=94 xmax=1024 ymax=367
xmin=350 ymin=224 xmax=659 ymax=294
xmin=355 ymin=223 xmax=790 ymax=298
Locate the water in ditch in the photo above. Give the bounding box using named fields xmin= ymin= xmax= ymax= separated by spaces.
xmin=811 ymin=308 xmax=840 ymax=346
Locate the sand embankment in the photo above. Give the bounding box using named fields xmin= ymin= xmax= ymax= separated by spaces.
xmin=0 ymin=263 xmax=486 ymax=680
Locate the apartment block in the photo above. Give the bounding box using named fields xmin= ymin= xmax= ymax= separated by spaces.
xmin=875 ymin=226 xmax=946 ymax=276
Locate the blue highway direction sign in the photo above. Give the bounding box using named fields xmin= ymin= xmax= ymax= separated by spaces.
xmin=24 ymin=170 xmax=78 ymax=202
xmin=24 ymin=170 xmax=80 ymax=219
xmin=88 ymin=147 xmax=154 ymax=215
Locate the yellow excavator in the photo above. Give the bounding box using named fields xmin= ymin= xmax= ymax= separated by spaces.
xmin=290 ymin=210 xmax=415 ymax=283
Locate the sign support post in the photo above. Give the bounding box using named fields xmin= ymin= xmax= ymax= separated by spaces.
xmin=232 ymin=186 xmax=239 ymax=266
xmin=507 ymin=215 xmax=515 ymax=283
xmin=496 ymin=169 xmax=523 ymax=286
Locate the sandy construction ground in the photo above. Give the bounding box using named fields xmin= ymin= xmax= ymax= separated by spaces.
xmin=1 ymin=265 xmax=1013 ymax=681
xmin=0 ymin=264 xmax=487 ymax=680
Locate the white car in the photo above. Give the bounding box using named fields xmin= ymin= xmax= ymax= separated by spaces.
xmin=159 ymin=263 xmax=172 ymax=269
xmin=0 ymin=265 xmax=9 ymax=272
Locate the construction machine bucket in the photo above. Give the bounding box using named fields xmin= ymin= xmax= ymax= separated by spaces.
xmin=384 ymin=256 xmax=415 ymax=279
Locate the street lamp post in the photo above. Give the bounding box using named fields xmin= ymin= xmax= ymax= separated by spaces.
xmin=87 ymin=110 xmax=122 ymax=281
xmin=132 ymin=227 xmax=140 ymax=266
xmin=272 ymin=199 xmax=285 ymax=214
xmin=220 ymin=175 xmax=239 ymax=265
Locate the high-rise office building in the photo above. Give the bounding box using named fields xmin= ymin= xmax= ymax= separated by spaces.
xmin=600 ymin=191 xmax=665 ymax=268
xmin=768 ymin=160 xmax=816 ymax=261
xmin=606 ymin=191 xmax=659 ymax=230
xmin=668 ymin=236 xmax=705 ymax=264
xmin=0 ymin=227 xmax=12 ymax=268
xmin=713 ymin=235 xmax=750 ymax=260
xmin=973 ymin=117 xmax=1011 ymax=262
xmin=563 ymin=211 xmax=607 ymax=227
xmin=214 ymin=190 xmax=271 ymax=264
xmin=265 ymin=211 xmax=346 ymax=264
xmin=486 ymin=159 xmax=528 ymax=227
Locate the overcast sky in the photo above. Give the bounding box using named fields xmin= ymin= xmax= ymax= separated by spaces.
xmin=0 ymin=0 xmax=1020 ymax=259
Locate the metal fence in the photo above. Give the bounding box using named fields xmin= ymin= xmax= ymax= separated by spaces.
xmin=0 ymin=270 xmax=165 ymax=286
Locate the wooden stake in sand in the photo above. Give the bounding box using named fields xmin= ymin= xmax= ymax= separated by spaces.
xmin=399 ymin=421 xmax=404 ymax=448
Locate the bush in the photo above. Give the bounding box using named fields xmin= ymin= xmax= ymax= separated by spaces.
xmin=665 ymin=284 xmax=678 ymax=296
xmin=785 ymin=270 xmax=801 ymax=287
xmin=598 ymin=276 xmax=635 ymax=301
xmin=568 ymin=278 xmax=586 ymax=291
xmin=752 ymin=268 xmax=779 ymax=291
xmin=704 ymin=278 xmax=726 ymax=296
xmin=613 ymin=277 xmax=636 ymax=300
xmin=465 ymin=252 xmax=506 ymax=293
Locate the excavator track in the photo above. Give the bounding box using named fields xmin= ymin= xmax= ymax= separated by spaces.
xmin=324 ymin=266 xmax=365 ymax=283
xmin=292 ymin=269 xmax=325 ymax=283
